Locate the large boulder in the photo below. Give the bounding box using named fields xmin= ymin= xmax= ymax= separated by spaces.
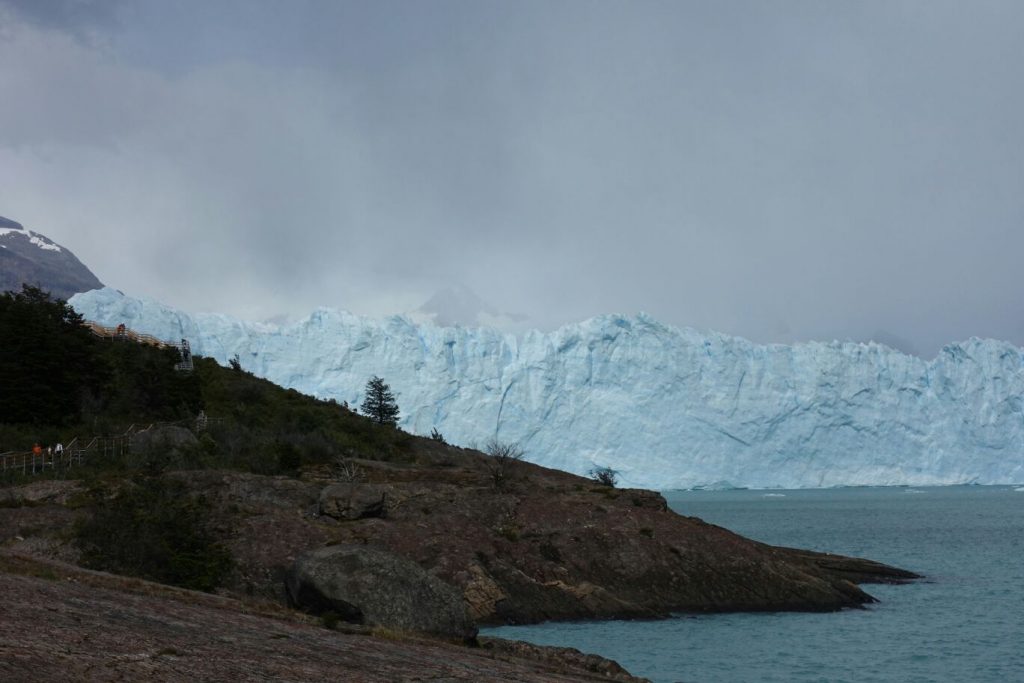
xmin=285 ymin=545 xmax=476 ymax=640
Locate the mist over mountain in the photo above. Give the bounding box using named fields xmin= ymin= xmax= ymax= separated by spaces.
xmin=0 ymin=215 xmax=103 ymax=300
xmin=407 ymin=285 xmax=530 ymax=331
xmin=12 ymin=220 xmax=1020 ymax=490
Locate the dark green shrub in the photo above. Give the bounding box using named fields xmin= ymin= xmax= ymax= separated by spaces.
xmin=539 ymin=542 xmax=562 ymax=563
xmin=99 ymin=343 xmax=202 ymax=421
xmin=275 ymin=441 xmax=302 ymax=473
xmin=74 ymin=475 xmax=232 ymax=592
xmin=320 ymin=611 xmax=341 ymax=630
xmin=0 ymin=286 xmax=107 ymax=426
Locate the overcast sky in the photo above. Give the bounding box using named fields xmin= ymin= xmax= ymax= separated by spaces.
xmin=2 ymin=0 xmax=1022 ymax=356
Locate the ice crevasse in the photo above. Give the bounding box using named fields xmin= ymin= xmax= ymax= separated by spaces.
xmin=70 ymin=287 xmax=1024 ymax=490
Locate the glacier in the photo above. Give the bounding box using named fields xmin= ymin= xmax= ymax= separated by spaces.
xmin=70 ymin=287 xmax=1024 ymax=490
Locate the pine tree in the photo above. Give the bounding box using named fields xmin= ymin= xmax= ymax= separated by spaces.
xmin=0 ymin=285 xmax=106 ymax=425
xmin=359 ymin=376 xmax=399 ymax=426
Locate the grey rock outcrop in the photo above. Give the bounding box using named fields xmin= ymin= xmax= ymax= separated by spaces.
xmin=285 ymin=545 xmax=476 ymax=640
xmin=318 ymin=483 xmax=388 ymax=520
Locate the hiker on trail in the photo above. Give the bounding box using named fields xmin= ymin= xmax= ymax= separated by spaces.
xmin=32 ymin=443 xmax=42 ymax=457
xmin=116 ymin=323 xmax=127 ymax=339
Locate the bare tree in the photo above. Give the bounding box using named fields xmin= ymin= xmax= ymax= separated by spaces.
xmin=484 ymin=438 xmax=525 ymax=490
xmin=589 ymin=466 xmax=618 ymax=488
xmin=333 ymin=457 xmax=365 ymax=483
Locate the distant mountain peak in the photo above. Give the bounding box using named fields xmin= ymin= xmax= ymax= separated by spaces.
xmin=419 ymin=285 xmax=497 ymax=325
xmin=0 ymin=215 xmax=25 ymax=231
xmin=409 ymin=284 xmax=528 ymax=330
xmin=0 ymin=215 xmax=63 ymax=254
xmin=0 ymin=214 xmax=103 ymax=300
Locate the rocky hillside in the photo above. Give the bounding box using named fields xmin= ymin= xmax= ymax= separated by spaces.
xmin=0 ymin=451 xmax=918 ymax=682
xmin=2 ymin=431 xmax=918 ymax=630
xmin=0 ymin=215 xmax=103 ymax=300
xmin=0 ymin=296 xmax=920 ymax=679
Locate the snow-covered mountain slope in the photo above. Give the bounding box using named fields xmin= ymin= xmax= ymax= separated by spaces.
xmin=70 ymin=287 xmax=1024 ymax=490
xmin=1 ymin=215 xmax=104 ymax=299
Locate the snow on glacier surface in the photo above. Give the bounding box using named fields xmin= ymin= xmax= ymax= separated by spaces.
xmin=70 ymin=287 xmax=1024 ymax=490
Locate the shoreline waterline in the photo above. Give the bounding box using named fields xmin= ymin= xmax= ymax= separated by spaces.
xmin=483 ymin=484 xmax=1024 ymax=682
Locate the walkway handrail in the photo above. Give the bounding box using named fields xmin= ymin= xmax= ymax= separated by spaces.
xmin=84 ymin=321 xmax=182 ymax=349
xmin=0 ymin=416 xmax=220 ymax=478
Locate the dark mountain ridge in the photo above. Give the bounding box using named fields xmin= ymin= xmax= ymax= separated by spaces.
xmin=0 ymin=214 xmax=103 ymax=300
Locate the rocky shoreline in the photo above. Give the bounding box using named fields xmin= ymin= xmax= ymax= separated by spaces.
xmin=0 ymin=438 xmax=920 ymax=660
xmin=218 ymin=443 xmax=920 ymax=629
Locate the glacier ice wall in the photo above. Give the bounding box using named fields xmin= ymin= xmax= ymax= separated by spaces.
xmin=70 ymin=287 xmax=1024 ymax=490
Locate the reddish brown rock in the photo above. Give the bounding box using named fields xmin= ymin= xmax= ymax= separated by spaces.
xmin=1 ymin=444 xmax=920 ymax=633
xmin=0 ymin=552 xmax=647 ymax=682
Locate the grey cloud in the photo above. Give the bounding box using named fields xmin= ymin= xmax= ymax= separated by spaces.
xmin=0 ymin=0 xmax=125 ymax=36
xmin=1 ymin=1 xmax=1023 ymax=357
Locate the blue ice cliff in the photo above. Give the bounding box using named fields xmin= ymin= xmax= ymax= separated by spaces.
xmin=70 ymin=287 xmax=1024 ymax=490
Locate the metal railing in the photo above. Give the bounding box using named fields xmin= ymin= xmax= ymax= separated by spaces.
xmin=0 ymin=416 xmax=222 ymax=478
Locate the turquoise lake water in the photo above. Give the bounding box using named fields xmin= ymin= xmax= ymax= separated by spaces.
xmin=482 ymin=486 xmax=1024 ymax=682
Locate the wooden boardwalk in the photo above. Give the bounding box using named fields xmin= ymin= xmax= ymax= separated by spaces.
xmin=1 ymin=320 xmax=203 ymax=477
xmin=0 ymin=417 xmax=221 ymax=478
xmin=85 ymin=321 xmax=178 ymax=349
